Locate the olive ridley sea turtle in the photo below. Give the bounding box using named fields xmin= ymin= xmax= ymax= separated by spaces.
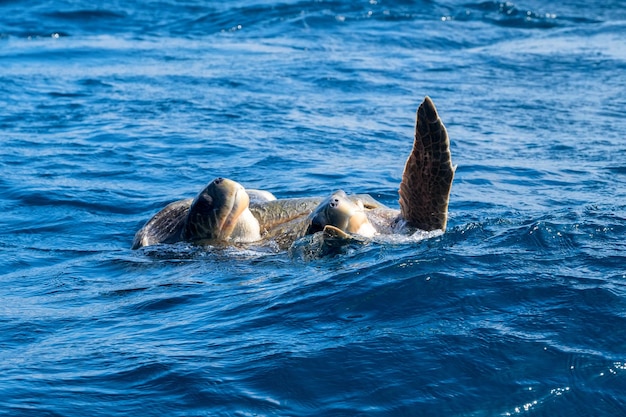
xmin=132 ymin=96 xmax=455 ymax=251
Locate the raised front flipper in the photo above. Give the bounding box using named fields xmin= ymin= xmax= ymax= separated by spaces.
xmin=398 ymin=96 xmax=455 ymax=231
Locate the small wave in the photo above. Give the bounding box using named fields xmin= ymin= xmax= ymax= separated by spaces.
xmin=135 ymin=241 xmax=282 ymax=263
xmin=43 ymin=10 xmax=127 ymax=21
xmin=373 ymin=228 xmax=444 ymax=245
xmin=453 ymin=1 xmax=602 ymax=29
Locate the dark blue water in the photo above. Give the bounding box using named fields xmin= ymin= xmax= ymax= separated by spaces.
xmin=2 ymin=1 xmax=626 ymax=415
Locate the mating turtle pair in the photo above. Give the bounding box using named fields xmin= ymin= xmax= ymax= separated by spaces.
xmin=132 ymin=97 xmax=455 ymax=251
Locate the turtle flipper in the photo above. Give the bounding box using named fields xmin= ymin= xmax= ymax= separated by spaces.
xmin=398 ymin=96 xmax=454 ymax=231
xmin=132 ymin=198 xmax=192 ymax=249
xmin=322 ymin=225 xmax=352 ymax=241
xmin=321 ymin=225 xmax=367 ymax=247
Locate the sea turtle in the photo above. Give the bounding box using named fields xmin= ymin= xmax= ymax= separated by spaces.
xmin=131 ymin=178 xmax=282 ymax=249
xmin=131 ymin=178 xmax=372 ymax=250
xmin=294 ymin=95 xmax=456 ymax=240
xmin=132 ymin=96 xmax=454 ymax=250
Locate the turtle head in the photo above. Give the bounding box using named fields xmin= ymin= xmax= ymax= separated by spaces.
xmin=305 ymin=190 xmax=376 ymax=237
xmin=183 ymin=177 xmax=251 ymax=242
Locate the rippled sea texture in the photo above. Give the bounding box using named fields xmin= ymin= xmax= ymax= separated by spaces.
xmin=1 ymin=1 xmax=626 ymax=415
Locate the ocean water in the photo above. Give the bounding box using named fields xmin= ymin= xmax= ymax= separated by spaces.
xmin=1 ymin=0 xmax=626 ymax=415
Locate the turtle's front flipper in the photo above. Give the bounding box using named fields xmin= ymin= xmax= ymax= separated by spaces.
xmin=132 ymin=198 xmax=192 ymax=249
xmin=398 ymin=96 xmax=455 ymax=231
xmin=320 ymin=225 xmax=367 ymax=253
xmin=322 ymin=225 xmax=352 ymax=241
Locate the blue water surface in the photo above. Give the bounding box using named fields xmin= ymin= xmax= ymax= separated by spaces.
xmin=1 ymin=1 xmax=626 ymax=415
